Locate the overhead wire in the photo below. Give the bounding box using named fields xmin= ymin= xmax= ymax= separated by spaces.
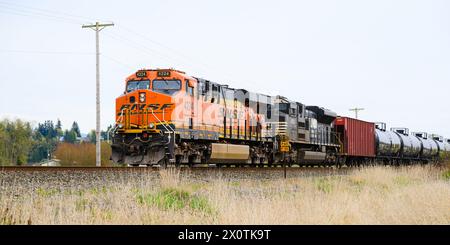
xmin=103 ymin=31 xmax=213 ymax=74
xmin=102 ymin=54 xmax=135 ymax=70
xmin=117 ymin=23 xmax=248 ymax=86
xmin=0 ymin=1 xmax=89 ymax=24
xmin=0 ymin=1 xmax=261 ymax=91
xmin=0 ymin=49 xmax=94 ymax=55
xmin=0 ymin=9 xmax=81 ymax=25
xmin=117 ymin=24 xmax=217 ymax=70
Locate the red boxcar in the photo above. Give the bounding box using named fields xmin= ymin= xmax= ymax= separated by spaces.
xmin=335 ymin=117 xmax=375 ymax=157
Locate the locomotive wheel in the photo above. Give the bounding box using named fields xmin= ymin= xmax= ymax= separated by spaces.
xmin=175 ymin=155 xmax=182 ymax=168
xmin=159 ymin=158 xmax=168 ymax=168
xmin=187 ymin=155 xmax=195 ymax=168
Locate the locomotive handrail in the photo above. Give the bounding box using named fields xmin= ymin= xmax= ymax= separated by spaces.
xmin=150 ymin=108 xmax=173 ymax=134
xmin=110 ymin=109 xmax=124 ymax=138
xmin=332 ymin=132 xmax=344 ymax=154
xmin=117 ymin=109 xmax=125 ymax=124
xmin=162 ymin=109 xmax=175 ymax=133
xmin=150 ymin=108 xmax=176 ymax=163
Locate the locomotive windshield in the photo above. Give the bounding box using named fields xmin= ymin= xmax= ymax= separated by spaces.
xmin=153 ymin=80 xmax=181 ymax=95
xmin=127 ymin=80 xmax=150 ymax=93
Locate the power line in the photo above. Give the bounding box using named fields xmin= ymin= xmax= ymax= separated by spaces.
xmin=0 ymin=9 xmax=81 ymax=25
xmin=104 ymin=30 xmax=245 ymax=85
xmin=103 ymin=31 xmax=211 ymax=74
xmin=117 ymin=24 xmax=250 ymax=86
xmin=0 ymin=49 xmax=132 ymax=70
xmin=102 ymin=54 xmax=135 ymax=70
xmin=0 ymin=1 xmax=89 ymax=23
xmin=0 ymin=49 xmax=94 ymax=55
xmin=118 ymin=24 xmax=215 ymax=70
xmin=0 ymin=5 xmax=83 ymax=25
xmin=0 ymin=1 xmax=264 ymax=94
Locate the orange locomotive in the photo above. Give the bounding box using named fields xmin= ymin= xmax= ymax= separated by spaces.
xmin=111 ymin=68 xmax=340 ymax=166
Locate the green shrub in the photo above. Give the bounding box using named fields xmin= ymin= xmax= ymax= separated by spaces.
xmin=315 ymin=178 xmax=333 ymax=193
xmin=442 ymin=170 xmax=450 ymax=180
xmin=136 ymin=187 xmax=214 ymax=214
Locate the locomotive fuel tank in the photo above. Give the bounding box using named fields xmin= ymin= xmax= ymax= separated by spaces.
xmin=375 ymin=123 xmax=401 ymax=157
xmin=391 ymin=128 xmax=422 ymax=158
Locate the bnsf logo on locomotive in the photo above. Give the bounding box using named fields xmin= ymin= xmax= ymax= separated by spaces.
xmin=118 ymin=103 xmax=173 ymax=115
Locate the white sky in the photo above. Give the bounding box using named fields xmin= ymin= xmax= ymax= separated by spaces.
xmin=0 ymin=0 xmax=449 ymax=137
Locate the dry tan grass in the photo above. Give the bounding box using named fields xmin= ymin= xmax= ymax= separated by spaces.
xmin=1 ymin=165 xmax=449 ymax=224
xmin=53 ymin=142 xmax=112 ymax=166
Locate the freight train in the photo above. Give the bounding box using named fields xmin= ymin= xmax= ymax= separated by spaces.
xmin=111 ymin=69 xmax=450 ymax=167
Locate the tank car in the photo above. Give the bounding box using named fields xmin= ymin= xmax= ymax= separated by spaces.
xmin=374 ymin=123 xmax=402 ymax=158
xmin=412 ymin=132 xmax=439 ymax=161
xmin=390 ymin=128 xmax=422 ymax=160
xmin=430 ymin=135 xmax=448 ymax=160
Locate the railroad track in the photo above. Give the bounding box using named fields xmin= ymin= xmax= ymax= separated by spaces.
xmin=0 ymin=165 xmax=344 ymax=170
xmin=0 ymin=165 xmax=349 ymax=174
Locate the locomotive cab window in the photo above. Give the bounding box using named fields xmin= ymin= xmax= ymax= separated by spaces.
xmin=126 ymin=80 xmax=150 ymax=93
xmin=152 ymin=79 xmax=181 ymax=95
xmin=267 ymin=104 xmax=272 ymax=119
xmin=186 ymin=80 xmax=194 ymax=96
xmin=202 ymin=81 xmax=211 ymax=102
xmin=279 ymin=103 xmax=289 ymax=114
xmin=198 ymin=81 xmax=205 ymax=99
xmin=289 ymin=108 xmax=296 ymax=116
xmin=212 ymin=84 xmax=220 ymax=104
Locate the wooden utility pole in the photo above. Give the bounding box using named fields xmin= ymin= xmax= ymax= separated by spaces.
xmin=349 ymin=108 xmax=364 ymax=119
xmin=82 ymin=22 xmax=114 ymax=167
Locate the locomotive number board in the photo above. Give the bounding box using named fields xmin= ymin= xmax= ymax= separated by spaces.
xmin=136 ymin=71 xmax=147 ymax=77
xmin=157 ymin=71 xmax=171 ymax=77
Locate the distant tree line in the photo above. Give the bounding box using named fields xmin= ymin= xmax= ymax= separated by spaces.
xmin=0 ymin=119 xmax=112 ymax=166
xmin=86 ymin=125 xmax=113 ymax=144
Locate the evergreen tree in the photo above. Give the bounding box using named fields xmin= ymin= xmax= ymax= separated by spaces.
xmin=38 ymin=120 xmax=57 ymax=139
xmin=64 ymin=130 xmax=77 ymax=144
xmin=101 ymin=125 xmax=113 ymax=141
xmin=71 ymin=121 xmax=81 ymax=137
xmin=55 ymin=118 xmax=63 ymax=137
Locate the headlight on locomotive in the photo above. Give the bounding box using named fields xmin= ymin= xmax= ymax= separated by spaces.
xmin=148 ymin=123 xmax=155 ymax=129
xmin=139 ymin=92 xmax=146 ymax=102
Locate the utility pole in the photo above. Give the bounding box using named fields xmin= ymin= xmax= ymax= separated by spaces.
xmin=349 ymin=108 xmax=364 ymax=119
xmin=82 ymin=21 xmax=114 ymax=167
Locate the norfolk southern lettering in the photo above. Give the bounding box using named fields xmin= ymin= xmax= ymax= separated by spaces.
xmin=117 ymin=103 xmax=173 ymax=115
xmin=178 ymin=229 xmax=270 ymax=242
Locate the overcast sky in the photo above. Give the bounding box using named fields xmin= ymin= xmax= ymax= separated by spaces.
xmin=0 ymin=0 xmax=449 ymax=137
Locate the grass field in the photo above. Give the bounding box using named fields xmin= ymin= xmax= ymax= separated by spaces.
xmin=1 ymin=164 xmax=449 ymax=224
